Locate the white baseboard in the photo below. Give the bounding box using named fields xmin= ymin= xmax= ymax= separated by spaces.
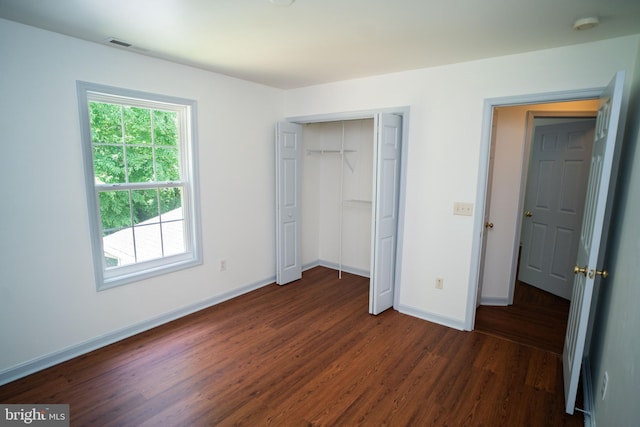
xmin=397 ymin=304 xmax=466 ymax=331
xmin=582 ymin=358 xmax=595 ymax=427
xmin=479 ymin=296 xmax=509 ymax=306
xmin=0 ymin=276 xmax=275 ymax=387
xmin=303 ymin=259 xmax=370 ymax=278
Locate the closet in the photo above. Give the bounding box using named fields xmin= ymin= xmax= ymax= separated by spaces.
xmin=301 ymin=119 xmax=374 ymax=278
xmin=276 ymin=112 xmax=403 ymax=315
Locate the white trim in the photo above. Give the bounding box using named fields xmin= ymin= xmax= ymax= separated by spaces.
xmin=465 ymin=87 xmax=605 ymax=331
xmin=0 ymin=276 xmax=274 ymax=387
xmin=302 ymin=260 xmax=322 ymax=271
xmin=397 ymin=304 xmax=466 ymax=331
xmin=287 ymin=106 xmax=407 ymax=124
xmin=479 ymin=296 xmax=509 ymax=306
xmin=304 ymin=259 xmax=371 ymax=278
xmin=582 ymin=358 xmax=595 ymax=427
xmin=394 ymin=111 xmax=410 ymax=309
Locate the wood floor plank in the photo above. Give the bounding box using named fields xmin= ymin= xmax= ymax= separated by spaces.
xmin=0 ymin=267 xmax=582 ymax=426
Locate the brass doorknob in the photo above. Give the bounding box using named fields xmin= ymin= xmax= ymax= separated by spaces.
xmin=589 ymin=269 xmax=609 ymax=279
xmin=525 ymin=211 xmax=533 ymax=217
xmin=485 ymin=222 xmax=494 ymax=229
xmin=573 ymin=265 xmax=588 ymax=276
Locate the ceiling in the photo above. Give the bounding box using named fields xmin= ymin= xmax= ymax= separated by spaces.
xmin=1 ymin=0 xmax=639 ymax=89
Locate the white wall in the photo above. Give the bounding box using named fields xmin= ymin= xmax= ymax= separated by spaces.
xmin=285 ymin=35 xmax=640 ymax=328
xmin=588 ymin=38 xmax=640 ymax=427
xmin=0 ymin=19 xmax=283 ymax=379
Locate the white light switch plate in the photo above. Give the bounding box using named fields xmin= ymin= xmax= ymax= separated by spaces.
xmin=453 ymin=202 xmax=473 ymax=216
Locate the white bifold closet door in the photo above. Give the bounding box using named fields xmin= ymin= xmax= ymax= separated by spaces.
xmin=369 ymin=113 xmax=402 ymax=315
xmin=275 ymin=122 xmax=302 ymax=285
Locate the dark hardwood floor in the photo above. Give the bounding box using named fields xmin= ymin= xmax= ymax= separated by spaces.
xmin=0 ymin=267 xmax=582 ymax=426
xmin=475 ymin=280 xmax=571 ymax=354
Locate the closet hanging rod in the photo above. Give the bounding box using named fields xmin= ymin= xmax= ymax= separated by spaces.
xmin=306 ymin=149 xmax=356 ymax=173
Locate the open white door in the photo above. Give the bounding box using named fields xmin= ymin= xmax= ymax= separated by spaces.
xmin=563 ymin=71 xmax=625 ymax=414
xmin=519 ymin=120 xmax=595 ymax=300
xmin=477 ymin=110 xmax=498 ymax=307
xmin=369 ymin=113 xmax=402 ymax=315
xmin=275 ymin=122 xmax=302 ymax=285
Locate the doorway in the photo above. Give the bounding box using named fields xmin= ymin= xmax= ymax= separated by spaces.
xmin=477 ymin=100 xmax=599 ymax=308
xmin=468 ymin=72 xmax=627 ymax=415
xmin=275 ymin=109 xmax=409 ymax=315
xmin=476 ymin=103 xmax=598 ymax=351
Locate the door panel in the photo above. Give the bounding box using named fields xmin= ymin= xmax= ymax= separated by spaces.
xmin=380 ymin=159 xmax=397 ymax=218
xmin=370 ymin=113 xmax=402 ymax=315
xmin=275 ymin=122 xmax=302 ymax=285
xmin=378 ymin=236 xmax=394 ymax=293
xmin=563 ymin=71 xmax=625 ymax=414
xmin=528 ymin=223 xmax=547 ymax=271
xmin=283 ymin=221 xmax=297 ymax=268
xmin=550 ymin=228 xmax=573 ymax=280
xmin=519 ymin=119 xmax=595 ymax=299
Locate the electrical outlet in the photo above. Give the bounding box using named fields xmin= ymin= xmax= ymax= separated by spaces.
xmin=453 ymin=202 xmax=473 ymax=216
xmin=601 ymin=371 xmax=608 ymax=400
xmin=219 ymin=259 xmax=227 ymax=272
xmin=435 ymin=277 xmax=444 ymax=289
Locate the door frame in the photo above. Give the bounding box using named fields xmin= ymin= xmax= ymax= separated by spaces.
xmin=286 ymin=106 xmax=410 ymax=310
xmin=466 ymin=89 xmax=604 ymax=330
xmin=478 ymin=108 xmax=598 ymax=307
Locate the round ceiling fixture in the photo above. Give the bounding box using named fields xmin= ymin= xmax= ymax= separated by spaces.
xmin=269 ymin=0 xmax=295 ymax=6
xmin=573 ymin=17 xmax=599 ymax=31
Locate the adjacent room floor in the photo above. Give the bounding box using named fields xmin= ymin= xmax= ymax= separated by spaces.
xmin=475 ymin=279 xmax=571 ymax=354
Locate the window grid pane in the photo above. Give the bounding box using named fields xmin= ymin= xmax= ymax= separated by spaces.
xmin=93 ymin=145 xmax=126 ymax=185
xmin=90 ymin=102 xmax=182 ymax=186
xmin=89 ymin=102 xmax=123 ymax=144
xmin=126 ymin=146 xmax=155 ymax=183
xmin=99 ymin=190 xmax=132 ymax=234
xmin=90 ymin=99 xmax=185 ymax=267
xmin=153 ymin=110 xmax=179 ymax=147
xmin=124 ymin=106 xmax=152 ymax=145
xmin=99 ymin=186 xmax=185 ymax=269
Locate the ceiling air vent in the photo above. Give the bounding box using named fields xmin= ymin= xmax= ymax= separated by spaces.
xmin=105 ymin=38 xmax=132 ymax=48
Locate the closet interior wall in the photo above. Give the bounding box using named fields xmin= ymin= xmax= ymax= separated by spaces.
xmin=301 ymin=119 xmax=374 ymax=277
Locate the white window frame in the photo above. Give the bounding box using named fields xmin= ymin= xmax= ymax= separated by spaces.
xmin=77 ymin=81 xmax=202 ymax=290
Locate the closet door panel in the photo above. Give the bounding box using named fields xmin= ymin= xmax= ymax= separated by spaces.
xmin=370 ymin=114 xmax=402 ymax=314
xmin=276 ymin=122 xmax=302 ymax=285
xmin=380 ymin=159 xmax=397 ymax=220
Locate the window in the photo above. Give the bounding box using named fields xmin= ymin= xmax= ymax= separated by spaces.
xmin=77 ymin=82 xmax=202 ymax=290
